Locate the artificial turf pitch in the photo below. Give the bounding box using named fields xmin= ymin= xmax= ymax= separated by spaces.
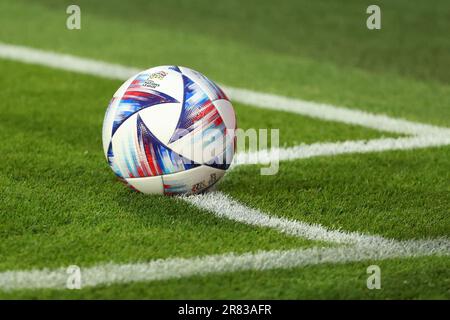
xmin=0 ymin=0 xmax=449 ymax=299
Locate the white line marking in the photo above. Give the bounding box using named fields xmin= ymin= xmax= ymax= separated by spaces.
xmin=223 ymin=86 xmax=450 ymax=137
xmin=234 ymin=135 xmax=450 ymax=166
xmin=184 ymin=191 xmax=385 ymax=245
xmin=0 ymin=43 xmax=139 ymax=80
xmin=1 ymin=191 xmax=446 ymax=291
xmin=1 ymin=192 xmax=447 ymax=291
xmin=185 ymin=192 xmax=450 ymax=251
xmin=1 ymin=42 xmax=449 ymax=137
xmin=1 ymin=240 xmax=448 ymax=290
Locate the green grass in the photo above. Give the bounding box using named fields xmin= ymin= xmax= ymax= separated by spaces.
xmin=6 ymin=0 xmax=450 ymax=85
xmin=0 ymin=0 xmax=449 ymax=299
xmin=222 ymin=147 xmax=450 ymax=240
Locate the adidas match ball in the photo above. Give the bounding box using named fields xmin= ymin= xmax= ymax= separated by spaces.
xmin=102 ymin=66 xmax=236 ymax=195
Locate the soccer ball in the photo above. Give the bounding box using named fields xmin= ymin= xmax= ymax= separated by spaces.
xmin=102 ymin=66 xmax=236 ymax=195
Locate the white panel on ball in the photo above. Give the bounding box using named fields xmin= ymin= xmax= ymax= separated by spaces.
xmin=126 ymin=176 xmax=164 ymax=194
xmin=162 ymin=165 xmax=225 ymax=195
xmin=102 ymin=97 xmax=119 ymax=158
xmin=110 ymin=113 xmax=140 ymax=179
xmin=138 ymin=102 xmax=182 ymax=145
xmin=167 ymin=125 xmax=226 ymax=165
xmin=136 ymin=66 xmax=184 ymax=103
xmin=213 ymin=99 xmax=236 ymax=130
